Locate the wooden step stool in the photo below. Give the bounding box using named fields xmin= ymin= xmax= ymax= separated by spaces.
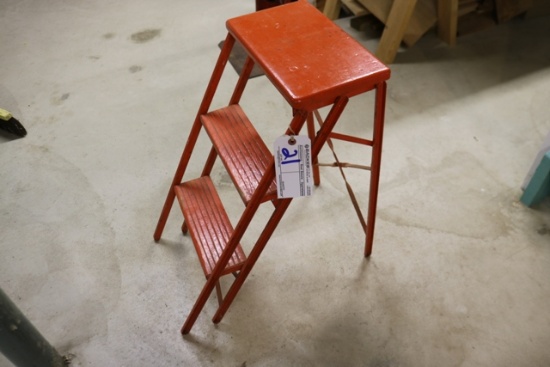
xmin=153 ymin=0 xmax=390 ymax=334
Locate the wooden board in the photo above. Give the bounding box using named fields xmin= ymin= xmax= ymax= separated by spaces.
xmin=457 ymin=7 xmax=497 ymax=36
xmin=317 ymin=0 xmax=327 ymax=11
xmin=375 ymin=0 xmax=418 ymax=63
xmin=437 ymin=0 xmax=458 ymax=45
xmin=323 ymin=0 xmax=342 ymax=19
xmin=495 ymin=0 xmax=533 ymax=22
xmin=358 ymin=0 xmax=437 ymax=47
xmin=458 ymin=0 xmax=479 ymax=16
xmin=341 ymin=0 xmax=369 ymax=16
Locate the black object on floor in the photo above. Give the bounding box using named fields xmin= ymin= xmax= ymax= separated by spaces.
xmin=0 ymin=108 xmax=27 ymax=138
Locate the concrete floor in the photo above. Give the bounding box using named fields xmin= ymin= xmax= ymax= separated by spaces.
xmin=1 ymin=1 xmax=550 ymax=366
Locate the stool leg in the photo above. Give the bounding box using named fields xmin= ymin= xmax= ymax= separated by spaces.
xmin=212 ymin=198 xmax=293 ymax=324
xmin=365 ymin=82 xmax=387 ymax=257
xmin=307 ymin=112 xmax=321 ymax=186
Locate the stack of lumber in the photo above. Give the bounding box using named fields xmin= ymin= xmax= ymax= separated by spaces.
xmin=341 ymin=0 xmax=369 ymax=16
xmin=322 ymin=0 xmax=437 ymax=63
xmin=458 ymin=0 xmax=480 ymax=16
xmin=357 ymin=0 xmax=437 ymax=47
xmin=321 ymin=0 xmax=540 ymax=64
xmin=495 ymin=0 xmax=533 ymax=22
xmin=439 ymin=0 xmax=535 ymax=46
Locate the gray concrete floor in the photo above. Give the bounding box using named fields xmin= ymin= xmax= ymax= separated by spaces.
xmin=1 ymin=1 xmax=550 ymax=366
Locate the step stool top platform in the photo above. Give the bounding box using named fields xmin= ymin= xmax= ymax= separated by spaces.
xmin=226 ymin=0 xmax=390 ymax=111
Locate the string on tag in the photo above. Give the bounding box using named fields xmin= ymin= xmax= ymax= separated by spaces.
xmin=313 ymin=109 xmax=368 ymax=234
xmin=287 ymin=126 xmax=296 ymax=145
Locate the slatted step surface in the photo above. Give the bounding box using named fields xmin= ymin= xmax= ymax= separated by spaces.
xmin=201 ymin=104 xmax=277 ymax=204
xmin=174 ymin=177 xmax=247 ymax=277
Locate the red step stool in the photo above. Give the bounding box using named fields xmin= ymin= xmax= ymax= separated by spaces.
xmin=154 ymin=0 xmax=390 ymax=334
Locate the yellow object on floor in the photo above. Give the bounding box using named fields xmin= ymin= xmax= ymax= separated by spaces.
xmin=0 ymin=108 xmax=13 ymax=121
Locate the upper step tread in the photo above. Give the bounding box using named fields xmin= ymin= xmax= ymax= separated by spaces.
xmin=201 ymin=104 xmax=277 ymax=204
xmin=174 ymin=177 xmax=247 ymax=277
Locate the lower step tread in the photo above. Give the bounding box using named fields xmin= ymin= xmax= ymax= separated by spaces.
xmin=174 ymin=177 xmax=247 ymax=277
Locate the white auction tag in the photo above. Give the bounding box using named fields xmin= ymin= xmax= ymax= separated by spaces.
xmin=274 ymin=135 xmax=313 ymax=199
